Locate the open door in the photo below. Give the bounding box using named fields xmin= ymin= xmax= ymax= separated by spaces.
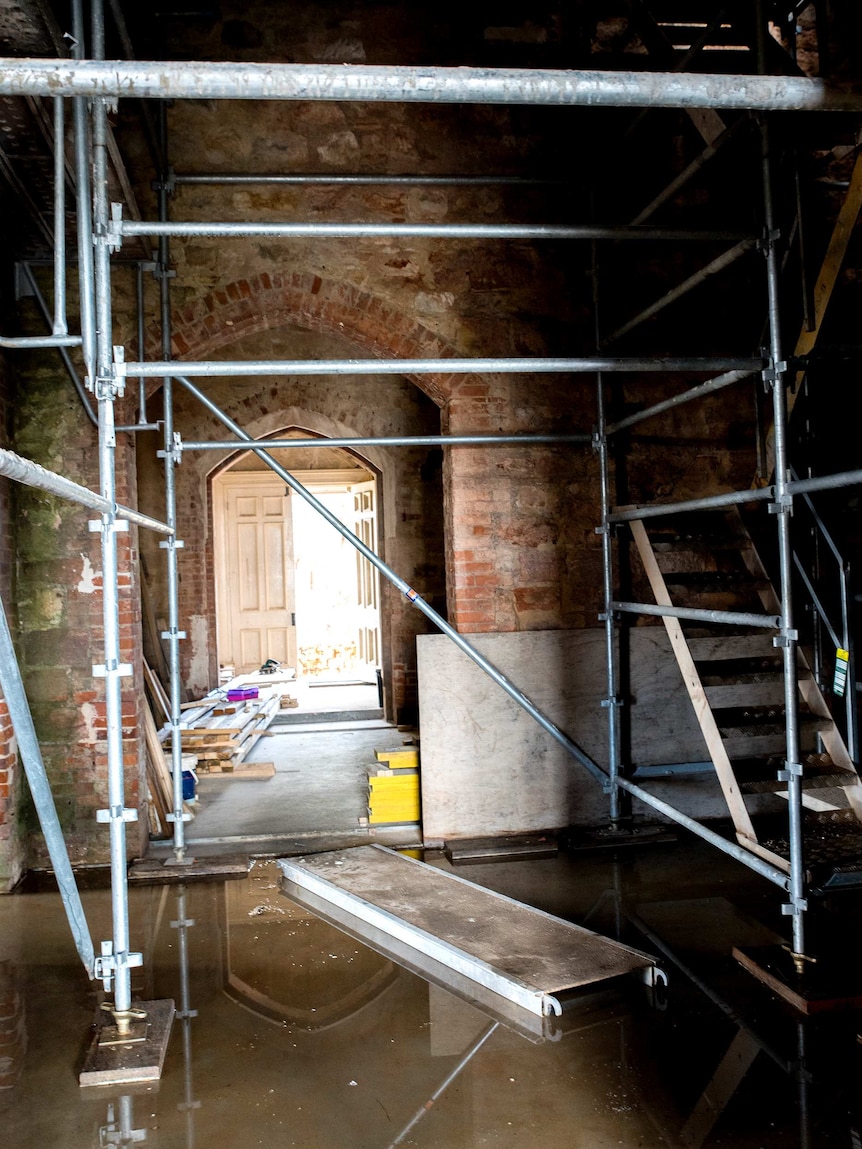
xmin=213 ymin=472 xmax=297 ymax=675
xmin=352 ymin=479 xmax=380 ymax=676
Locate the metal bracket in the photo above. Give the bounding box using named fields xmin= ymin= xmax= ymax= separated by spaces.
xmin=601 ymin=696 xmax=624 ymax=709
xmin=166 ymin=811 xmax=193 ymax=823
xmin=594 ymin=523 xmax=612 ymax=537
xmin=88 ymin=518 xmax=129 ymax=534
xmin=106 ymin=202 xmax=124 ymax=253
xmin=157 ymin=432 xmax=183 ymax=464
xmin=170 ymin=917 xmax=196 ymax=929
xmin=781 ymin=899 xmax=808 ymax=915
xmin=96 ymin=806 xmax=139 ymax=823
xmin=92 ymin=662 xmax=134 ymax=678
xmin=161 ymin=629 xmax=187 ymax=640
xmin=93 ymin=941 xmax=144 ymax=990
xmin=772 ymin=631 xmax=798 ymax=648
xmin=779 ymin=761 xmax=804 ymax=781
xmin=768 ymin=494 xmax=793 ymax=515
xmin=151 ymin=167 xmax=177 ymax=196
xmin=94 ymin=374 xmax=122 ymax=403
xmin=159 ymin=537 xmax=185 ymax=550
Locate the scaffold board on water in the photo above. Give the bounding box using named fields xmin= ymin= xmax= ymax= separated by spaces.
xmin=278 ymin=845 xmax=663 ymax=1018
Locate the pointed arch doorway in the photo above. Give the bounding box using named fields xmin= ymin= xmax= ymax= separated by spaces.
xmin=212 ymin=450 xmax=381 ymax=689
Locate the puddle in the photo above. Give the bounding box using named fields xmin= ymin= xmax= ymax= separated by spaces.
xmin=1 ymin=844 xmax=861 ymax=1147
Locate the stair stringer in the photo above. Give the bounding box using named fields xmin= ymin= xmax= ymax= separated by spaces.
xmin=733 ymin=508 xmax=862 ymax=817
xmin=628 ymin=518 xmax=760 ymax=847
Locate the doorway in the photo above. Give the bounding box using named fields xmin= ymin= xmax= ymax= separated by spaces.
xmin=212 ymin=464 xmax=381 ymax=687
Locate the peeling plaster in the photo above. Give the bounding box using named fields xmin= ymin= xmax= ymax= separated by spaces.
xmin=80 ymin=702 xmax=98 ymax=744
xmin=77 ymin=554 xmax=98 ymax=595
xmin=188 ymin=615 xmax=210 ymax=697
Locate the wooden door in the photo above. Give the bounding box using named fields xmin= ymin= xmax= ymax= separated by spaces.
xmin=352 ymin=480 xmax=380 ymax=673
xmin=214 ymin=473 xmax=297 ymax=674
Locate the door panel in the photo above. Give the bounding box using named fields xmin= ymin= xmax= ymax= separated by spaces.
xmin=352 ymin=480 xmax=381 ymax=673
xmin=214 ymin=474 xmax=297 ymax=675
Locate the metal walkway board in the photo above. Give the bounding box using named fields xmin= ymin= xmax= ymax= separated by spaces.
xmin=278 ymin=845 xmax=660 ymax=1017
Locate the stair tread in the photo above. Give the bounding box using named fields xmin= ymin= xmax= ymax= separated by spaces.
xmin=742 ymin=772 xmax=861 ymax=795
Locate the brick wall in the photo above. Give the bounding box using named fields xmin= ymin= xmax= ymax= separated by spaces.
xmin=10 ymin=349 xmax=147 ymax=871
xmin=0 ymin=350 xmax=24 ymax=891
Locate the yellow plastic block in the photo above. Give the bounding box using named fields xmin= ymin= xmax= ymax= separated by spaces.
xmin=367 ymin=772 xmax=420 ymax=823
xmin=374 ymin=746 xmax=419 ymax=769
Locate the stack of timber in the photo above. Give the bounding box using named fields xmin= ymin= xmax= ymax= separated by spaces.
xmin=162 ymin=683 xmax=281 ymax=772
xmin=362 ymin=742 xmax=421 ymax=827
xmin=143 ymin=699 xmax=195 ymax=838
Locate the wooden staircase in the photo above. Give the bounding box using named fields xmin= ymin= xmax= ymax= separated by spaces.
xmin=626 ymin=506 xmax=862 ymax=872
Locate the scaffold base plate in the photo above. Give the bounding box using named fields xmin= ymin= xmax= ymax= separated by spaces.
xmin=128 ymin=854 xmax=250 ymax=885
xmin=566 ymin=822 xmax=678 ymax=852
xmin=79 ymin=999 xmax=175 ymax=1087
xmin=733 ymin=945 xmax=862 ymax=1015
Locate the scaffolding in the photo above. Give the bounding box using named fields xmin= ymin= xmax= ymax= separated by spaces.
xmin=0 ymin=1 xmax=861 ymax=1039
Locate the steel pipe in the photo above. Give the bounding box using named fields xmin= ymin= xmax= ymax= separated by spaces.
xmin=52 ymin=97 xmax=68 ymax=336
xmin=92 ymin=0 xmax=135 ymax=1020
xmin=0 ymin=446 xmax=172 ymax=532
xmin=611 ymin=601 xmax=782 ymax=629
xmin=19 ymin=263 xmax=97 ymax=427
xmin=175 ymin=173 xmax=556 ymax=187
xmin=182 ymin=433 xmax=591 ymax=450
xmin=607 ymin=467 xmax=862 ymax=526
xmin=121 ymin=356 xmax=764 ymax=379
xmin=0 ymin=60 xmax=859 ymax=113
xmin=606 ymin=368 xmax=757 ymax=434
xmin=156 ymin=103 xmax=189 ymax=863
xmin=609 ymin=484 xmax=773 ymax=524
xmin=631 ymin=114 xmax=750 ymax=226
xmin=175 ymin=372 xmax=608 ymax=787
xmin=118 ymin=219 xmax=752 ymax=242
xmin=0 ymin=333 xmax=82 ymax=349
xmin=616 ymin=774 xmax=790 ymax=888
xmin=760 ymin=111 xmax=806 ymax=960
xmin=0 ymin=592 xmax=96 ymax=977
xmin=601 ymin=238 xmax=758 ymax=347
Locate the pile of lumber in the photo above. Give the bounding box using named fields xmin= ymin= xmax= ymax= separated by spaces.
xmin=162 ymin=686 xmax=281 ymax=772
xmin=360 ymin=742 xmax=421 ymax=827
xmin=143 ymin=701 xmax=195 ymax=839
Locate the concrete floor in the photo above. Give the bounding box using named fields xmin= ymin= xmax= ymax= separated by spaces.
xmin=158 ymin=679 xmax=421 ymax=857
xmin=2 ymin=838 xmax=862 ymax=1147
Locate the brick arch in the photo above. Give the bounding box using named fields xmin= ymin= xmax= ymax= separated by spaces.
xmin=161 ymin=272 xmax=474 ymax=408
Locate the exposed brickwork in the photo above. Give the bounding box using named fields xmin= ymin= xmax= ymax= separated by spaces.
xmin=10 ymin=351 xmax=148 ymax=872
xmin=0 ymin=349 xmax=24 ymax=891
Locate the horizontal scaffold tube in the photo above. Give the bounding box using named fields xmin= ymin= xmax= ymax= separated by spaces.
xmin=120 ymin=356 xmax=764 ymax=378
xmin=0 ymin=60 xmax=860 ymax=113
xmin=0 ymin=446 xmax=173 ymax=533
xmin=612 ymin=601 xmax=782 ymax=629
xmin=608 ymin=465 xmax=862 ymax=526
xmin=183 ymin=433 xmax=591 ymax=450
xmin=118 ymin=220 xmax=751 ymax=242
xmin=174 ymin=173 xmax=557 ymax=186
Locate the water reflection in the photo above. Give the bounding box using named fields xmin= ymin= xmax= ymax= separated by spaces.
xmin=0 ymin=844 xmax=860 ymax=1146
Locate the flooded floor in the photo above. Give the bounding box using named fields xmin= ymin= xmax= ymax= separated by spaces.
xmin=2 ymin=837 xmax=862 ymax=1148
